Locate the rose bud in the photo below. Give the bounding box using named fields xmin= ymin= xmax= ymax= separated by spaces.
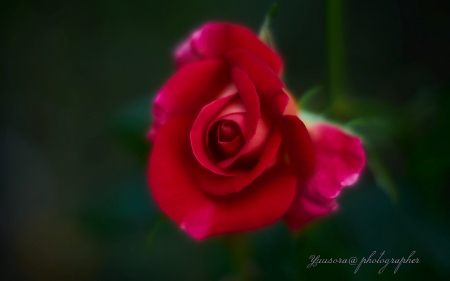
xmin=285 ymin=121 xmax=366 ymax=230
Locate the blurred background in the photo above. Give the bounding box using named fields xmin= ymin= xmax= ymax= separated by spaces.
xmin=1 ymin=0 xmax=450 ymax=280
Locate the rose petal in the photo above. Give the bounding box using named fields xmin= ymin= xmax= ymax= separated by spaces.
xmin=226 ymin=49 xmax=288 ymax=114
xmin=212 ymin=67 xmax=270 ymax=170
xmin=175 ymin=22 xmax=283 ymax=74
xmin=174 ymin=38 xmax=201 ymax=67
xmin=309 ymin=124 xmax=365 ymax=193
xmin=232 ymin=68 xmax=260 ymax=139
xmin=284 ymin=185 xmax=337 ymax=230
xmin=213 ymin=112 xmax=248 ymax=141
xmin=208 ymin=117 xmax=246 ymax=160
xmin=216 ymin=107 xmax=272 ymax=170
xmin=285 ymin=123 xmax=365 ymax=230
xmin=218 ymin=121 xmax=241 ymax=142
xmin=216 ymin=134 xmax=245 ymax=158
xmin=148 ymin=116 xmax=296 ymax=240
xmin=190 ymin=94 xmax=242 ymax=176
xmin=149 ymin=60 xmax=230 ymax=141
xmin=280 ymin=115 xmax=316 ymax=180
xmin=283 ymin=89 xmax=299 ymax=116
xmin=195 ymin=124 xmax=282 ymax=196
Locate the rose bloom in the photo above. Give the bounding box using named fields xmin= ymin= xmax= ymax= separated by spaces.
xmin=148 ymin=22 xmax=365 ymax=239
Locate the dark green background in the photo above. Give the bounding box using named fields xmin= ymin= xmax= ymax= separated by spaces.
xmin=1 ymin=0 xmax=449 ymax=280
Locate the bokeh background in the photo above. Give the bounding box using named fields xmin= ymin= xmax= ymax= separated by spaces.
xmin=1 ymin=0 xmax=450 ymax=280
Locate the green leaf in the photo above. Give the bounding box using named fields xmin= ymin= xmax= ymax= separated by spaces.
xmin=366 ymin=145 xmax=398 ymax=201
xmin=346 ymin=118 xmax=399 ymax=202
xmin=299 ymin=85 xmax=330 ymax=113
xmin=259 ymin=3 xmax=278 ymax=48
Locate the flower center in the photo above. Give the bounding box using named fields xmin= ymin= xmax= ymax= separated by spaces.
xmin=218 ymin=121 xmax=241 ymax=142
xmin=208 ymin=119 xmax=245 ymax=161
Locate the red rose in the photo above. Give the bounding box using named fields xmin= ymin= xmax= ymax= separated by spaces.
xmin=147 ymin=22 xmax=365 ymax=239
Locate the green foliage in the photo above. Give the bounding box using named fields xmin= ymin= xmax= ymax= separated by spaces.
xmin=259 ymin=3 xmax=278 ymax=48
xmin=299 ymin=85 xmax=328 ymax=114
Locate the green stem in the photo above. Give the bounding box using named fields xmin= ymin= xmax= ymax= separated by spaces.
xmin=326 ymin=0 xmax=348 ymax=115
